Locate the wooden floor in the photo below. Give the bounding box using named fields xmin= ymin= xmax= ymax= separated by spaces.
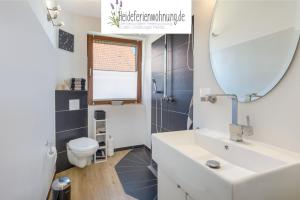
xmin=51 ymin=150 xmax=137 ymax=200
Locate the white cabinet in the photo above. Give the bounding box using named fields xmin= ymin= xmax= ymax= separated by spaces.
xmin=158 ymin=168 xmax=186 ymax=200
xmin=93 ymin=119 xmax=107 ymax=163
xmin=158 ymin=167 xmax=196 ymax=200
xmin=158 ymin=168 xmax=197 ymax=200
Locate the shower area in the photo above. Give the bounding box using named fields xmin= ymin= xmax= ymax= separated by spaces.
xmin=151 ymin=31 xmax=194 ymax=134
xmin=113 ymin=24 xmax=194 ymax=200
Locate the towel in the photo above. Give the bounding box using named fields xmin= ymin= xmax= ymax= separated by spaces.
xmin=71 ymin=84 xmax=85 ymax=88
xmin=70 ymin=78 xmax=86 ymax=91
xmin=71 ymin=78 xmax=86 ymax=83
xmin=71 ymin=86 xmax=85 ymax=91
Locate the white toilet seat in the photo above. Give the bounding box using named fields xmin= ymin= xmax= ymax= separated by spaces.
xmin=67 ymin=137 xmax=99 ymax=168
xmin=68 ymin=137 xmax=98 ymax=154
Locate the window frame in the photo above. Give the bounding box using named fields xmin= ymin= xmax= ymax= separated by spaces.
xmin=87 ymin=35 xmax=142 ymax=105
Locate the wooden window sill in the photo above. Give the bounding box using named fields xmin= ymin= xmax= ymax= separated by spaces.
xmin=89 ymin=100 xmax=142 ymax=105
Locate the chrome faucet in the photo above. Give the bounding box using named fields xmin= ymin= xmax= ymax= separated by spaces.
xmin=201 ymin=94 xmax=254 ymax=142
xmin=229 ymin=115 xmax=254 ymax=142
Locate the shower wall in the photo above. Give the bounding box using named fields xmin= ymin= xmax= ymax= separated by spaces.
xmin=151 ymin=34 xmax=194 ymax=133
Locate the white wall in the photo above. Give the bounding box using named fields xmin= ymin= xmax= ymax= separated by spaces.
xmin=55 ymin=11 xmax=148 ymax=148
xmin=88 ymin=105 xmax=146 ymax=148
xmin=28 ymin=0 xmax=57 ymax=46
xmin=56 ymin=12 xmax=100 ymax=87
xmin=0 ymin=1 xmax=56 ymax=199
xmin=211 ymin=1 xmax=298 ymax=50
xmin=193 ymin=0 xmax=300 ymax=154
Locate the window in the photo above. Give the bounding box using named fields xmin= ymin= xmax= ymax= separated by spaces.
xmin=87 ymin=35 xmax=142 ymax=105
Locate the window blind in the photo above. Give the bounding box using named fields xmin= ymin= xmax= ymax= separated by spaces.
xmin=93 ymin=40 xmax=137 ymax=72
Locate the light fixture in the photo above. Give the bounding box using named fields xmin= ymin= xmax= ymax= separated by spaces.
xmin=47 ymin=5 xmax=64 ymax=27
xmin=47 ymin=11 xmax=58 ymax=21
xmin=48 ymin=5 xmax=61 ymax=11
xmin=55 ymin=21 xmax=65 ymax=27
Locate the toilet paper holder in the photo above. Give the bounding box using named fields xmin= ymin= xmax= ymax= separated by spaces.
xmin=46 ymin=141 xmax=55 ymax=155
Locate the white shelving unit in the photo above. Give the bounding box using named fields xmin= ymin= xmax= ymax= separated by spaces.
xmin=93 ymin=118 xmax=107 ymax=163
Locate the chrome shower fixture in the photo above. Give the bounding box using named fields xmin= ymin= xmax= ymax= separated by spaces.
xmin=152 ymin=79 xmax=163 ymax=94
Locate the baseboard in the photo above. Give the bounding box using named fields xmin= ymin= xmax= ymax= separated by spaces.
xmin=144 ymin=145 xmax=151 ymax=152
xmin=114 ymin=144 xmax=151 ymax=152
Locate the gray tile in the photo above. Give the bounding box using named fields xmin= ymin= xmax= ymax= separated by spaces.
xmin=170 ymin=42 xmax=193 ymax=70
xmin=170 ymin=34 xmax=189 ymax=48
xmin=117 ymin=168 xmax=154 ymax=178
xmin=167 ymin=91 xmax=193 ymax=114
xmin=167 ymin=112 xmax=188 ymax=131
xmin=151 ymin=108 xmax=158 ymax=128
xmin=116 ymin=148 xmax=151 ymax=168
xmin=125 ymin=179 xmax=157 ymax=191
xmin=151 ymin=124 xmax=157 ymax=134
xmin=55 ymin=109 xmax=88 ymax=132
xmin=55 ymin=90 xmax=87 ymax=111
xmin=56 ymin=151 xmax=73 ymax=173
xmin=131 ymin=148 xmax=151 ymax=161
xmin=115 ymin=165 xmax=150 ymax=173
xmin=128 ymin=184 xmax=157 ymax=200
xmin=116 ymin=158 xmax=149 ymax=168
xmin=151 ymin=108 xmax=168 ymax=130
xmin=121 ymin=157 xmax=149 ymax=165
xmin=151 ymin=33 xmax=193 ymax=134
xmin=151 ymin=123 xmax=169 ymax=133
xmin=151 ymin=74 xmax=164 ymax=94
xmin=168 ymin=67 xmax=193 ymax=92
xmin=151 ymin=55 xmax=164 ymax=75
xmin=151 ymin=93 xmax=168 ymax=111
xmin=115 ymin=147 xmax=157 ymax=200
xmin=117 ymin=166 xmax=154 ymax=184
xmin=56 ymin=127 xmax=88 ymax=152
xmin=151 ymin=36 xmax=165 ymax=58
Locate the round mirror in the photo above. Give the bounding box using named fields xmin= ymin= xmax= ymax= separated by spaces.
xmin=210 ymin=0 xmax=300 ymax=102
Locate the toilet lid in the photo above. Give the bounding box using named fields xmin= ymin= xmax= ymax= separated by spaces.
xmin=68 ymin=137 xmax=98 ymax=152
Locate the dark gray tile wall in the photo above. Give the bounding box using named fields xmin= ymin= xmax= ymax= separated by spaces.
xmin=55 ymin=90 xmax=88 ymax=111
xmin=56 ymin=110 xmax=88 ymax=132
xmin=151 ymin=32 xmax=193 ymax=133
xmin=55 ymin=90 xmax=88 ymax=173
xmin=56 ymin=151 xmax=73 ymax=173
xmin=56 ymin=127 xmax=88 ymax=152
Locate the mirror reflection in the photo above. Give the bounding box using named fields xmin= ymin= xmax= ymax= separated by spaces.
xmin=210 ymin=0 xmax=300 ymax=102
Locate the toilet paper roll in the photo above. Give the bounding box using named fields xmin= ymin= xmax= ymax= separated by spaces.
xmin=107 ymin=136 xmax=114 ymax=157
xmin=48 ymin=146 xmax=57 ymax=159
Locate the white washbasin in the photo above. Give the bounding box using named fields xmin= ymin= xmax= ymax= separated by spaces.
xmin=152 ymin=129 xmax=300 ymax=200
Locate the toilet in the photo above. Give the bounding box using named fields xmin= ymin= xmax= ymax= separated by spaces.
xmin=67 ymin=137 xmax=99 ymax=168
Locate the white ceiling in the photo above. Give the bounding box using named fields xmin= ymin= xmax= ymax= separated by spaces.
xmin=56 ymin=0 xmax=101 ymax=18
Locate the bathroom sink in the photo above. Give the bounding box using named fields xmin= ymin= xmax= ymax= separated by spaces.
xmin=152 ymin=129 xmax=300 ymax=200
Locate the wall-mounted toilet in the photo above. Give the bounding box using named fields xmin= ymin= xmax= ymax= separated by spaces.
xmin=67 ymin=137 xmax=99 ymax=168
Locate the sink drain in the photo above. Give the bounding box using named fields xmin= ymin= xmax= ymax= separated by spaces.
xmin=206 ymin=160 xmax=221 ymax=169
